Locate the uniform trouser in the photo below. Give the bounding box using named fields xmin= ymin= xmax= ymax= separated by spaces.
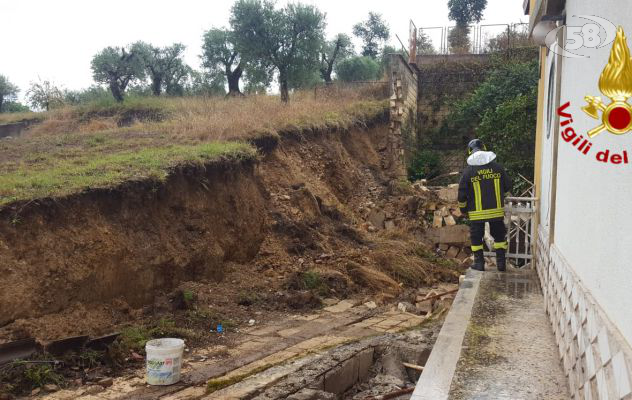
xmin=470 ymin=219 xmax=508 ymax=252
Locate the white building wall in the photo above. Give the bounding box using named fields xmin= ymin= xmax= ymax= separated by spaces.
xmin=554 ymin=0 xmax=632 ymax=346
xmin=538 ymin=52 xmax=558 ymax=233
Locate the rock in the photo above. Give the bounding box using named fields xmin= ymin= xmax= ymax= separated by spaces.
xmin=279 ymin=194 xmax=291 ymax=201
xmin=248 ymin=319 xmax=256 ymax=326
xmin=367 ymin=209 xmax=386 ymax=229
xmin=446 ymin=246 xmax=460 ymax=259
xmin=438 ymin=243 xmax=449 ymax=251
xmin=97 ymin=377 xmax=113 ymax=387
xmin=416 ymin=301 xmax=433 ymax=315
xmin=433 ymin=212 xmax=443 ymax=228
xmin=364 ymin=301 xmax=377 ymax=309
xmin=444 ymin=215 xmax=457 ymax=226
xmin=30 ymin=388 xmax=41 ymax=396
xmin=384 ymin=220 xmax=396 ymax=230
xmin=322 ymin=298 xmax=340 ymax=306
xmin=44 ymin=384 xmax=59 ymax=392
xmin=367 ymin=225 xmax=377 ymax=233
xmin=451 ymin=208 xmax=462 ymax=218
xmin=85 ymin=385 xmax=105 ymax=395
xmin=397 ymin=302 xmax=414 ymax=313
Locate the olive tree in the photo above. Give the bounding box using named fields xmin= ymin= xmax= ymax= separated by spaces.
xmin=0 ymin=75 xmax=19 ymax=112
xmin=91 ymin=46 xmax=145 ymax=102
xmin=26 ymin=80 xmax=64 ymax=111
xmin=319 ymin=34 xmax=353 ymax=83
xmin=352 ymin=12 xmax=390 ymax=58
xmin=231 ymin=0 xmax=325 ymax=103
xmin=201 ymin=28 xmax=245 ymax=96
xmin=132 ymin=42 xmax=187 ymax=96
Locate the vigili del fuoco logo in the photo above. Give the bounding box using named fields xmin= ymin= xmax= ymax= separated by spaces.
xmin=557 ymin=26 xmax=632 ymax=165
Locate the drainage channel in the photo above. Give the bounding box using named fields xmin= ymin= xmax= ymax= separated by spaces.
xmin=206 ymin=324 xmax=440 ymax=400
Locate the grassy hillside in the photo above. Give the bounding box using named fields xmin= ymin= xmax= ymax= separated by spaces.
xmin=0 ymin=91 xmax=387 ymax=207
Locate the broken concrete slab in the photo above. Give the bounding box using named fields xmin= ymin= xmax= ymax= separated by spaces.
xmin=437 ymin=186 xmax=458 ymax=202
xmin=323 ymin=300 xmax=354 ymax=313
xmin=427 ymin=225 xmax=470 ymax=246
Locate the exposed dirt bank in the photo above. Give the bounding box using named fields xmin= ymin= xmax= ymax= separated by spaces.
xmin=0 ymin=119 xmax=462 ymax=345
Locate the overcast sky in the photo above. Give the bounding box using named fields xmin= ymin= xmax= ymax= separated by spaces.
xmin=0 ymin=0 xmax=527 ymax=99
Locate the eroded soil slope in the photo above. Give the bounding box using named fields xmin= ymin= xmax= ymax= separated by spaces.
xmin=0 ymin=121 xmax=461 ymax=343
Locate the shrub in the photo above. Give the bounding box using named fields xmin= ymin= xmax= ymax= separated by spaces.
xmin=335 ymin=56 xmax=381 ymax=82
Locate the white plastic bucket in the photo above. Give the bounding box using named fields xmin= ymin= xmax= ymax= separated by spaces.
xmin=145 ymin=338 xmax=185 ymax=385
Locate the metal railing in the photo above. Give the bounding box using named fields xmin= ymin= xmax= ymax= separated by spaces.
xmin=418 ymin=22 xmax=531 ymax=55
xmin=484 ymin=176 xmax=537 ymax=269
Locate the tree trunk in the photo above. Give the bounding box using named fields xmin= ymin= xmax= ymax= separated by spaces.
xmin=279 ymin=69 xmax=289 ymax=103
xmin=322 ymin=67 xmax=333 ymax=83
xmin=227 ymin=65 xmax=243 ymax=96
xmin=0 ymin=96 xmax=4 ymax=112
xmin=110 ymin=82 xmax=124 ymax=102
xmin=151 ymin=78 xmax=162 ymax=96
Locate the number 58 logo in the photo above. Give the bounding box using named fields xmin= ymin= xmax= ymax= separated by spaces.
xmin=547 ymin=15 xmax=618 ymax=58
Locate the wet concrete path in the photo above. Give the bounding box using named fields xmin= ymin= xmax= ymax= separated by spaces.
xmin=448 ymin=269 xmax=569 ymax=399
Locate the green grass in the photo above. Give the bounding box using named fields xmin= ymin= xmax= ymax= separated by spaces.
xmin=0 ymin=92 xmax=387 ymax=208
xmin=0 ymin=141 xmax=255 ymax=206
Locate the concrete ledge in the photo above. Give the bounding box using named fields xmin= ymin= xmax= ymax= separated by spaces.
xmin=410 ymin=269 xmax=483 ymax=400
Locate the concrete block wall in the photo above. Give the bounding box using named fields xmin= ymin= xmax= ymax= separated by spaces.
xmin=386 ymin=53 xmax=418 ymax=178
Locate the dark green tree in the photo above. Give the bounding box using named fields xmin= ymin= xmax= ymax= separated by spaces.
xmin=352 ymin=12 xmax=390 ymax=58
xmin=335 ymin=56 xmax=381 ymax=82
xmin=0 ymin=75 xmax=19 ymax=112
xmin=1 ymin=101 xmax=30 ymax=113
xmin=91 ymin=46 xmax=145 ymax=102
xmin=447 ymin=0 xmax=487 ymax=53
xmin=231 ymin=0 xmax=325 ymax=103
xmin=201 ymin=28 xmax=245 ymax=96
xmin=132 ymin=42 xmax=187 ymax=96
xmin=187 ymin=70 xmax=227 ymax=96
xmin=319 ymin=33 xmax=353 ymax=83
xmin=448 ymin=60 xmax=539 ymax=189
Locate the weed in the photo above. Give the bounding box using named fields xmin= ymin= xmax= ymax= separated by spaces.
xmin=236 ymin=291 xmax=260 ymax=306
xmin=301 ymin=271 xmax=322 ymax=290
xmin=0 ymin=357 xmax=64 ymax=395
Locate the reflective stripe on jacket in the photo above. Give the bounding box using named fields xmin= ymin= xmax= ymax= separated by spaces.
xmin=457 ymin=155 xmax=511 ymax=222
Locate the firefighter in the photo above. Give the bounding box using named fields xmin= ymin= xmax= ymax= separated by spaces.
xmin=458 ymin=139 xmax=511 ymax=271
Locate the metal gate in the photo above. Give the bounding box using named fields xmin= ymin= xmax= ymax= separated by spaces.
xmin=484 ymin=177 xmax=537 ymax=269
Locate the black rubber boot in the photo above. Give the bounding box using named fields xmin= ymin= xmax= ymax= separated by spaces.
xmin=472 ymin=250 xmax=485 ymax=271
xmin=496 ymin=249 xmax=506 ymax=272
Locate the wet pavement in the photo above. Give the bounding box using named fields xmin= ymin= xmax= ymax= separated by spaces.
xmin=448 ymin=269 xmax=569 ymax=399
